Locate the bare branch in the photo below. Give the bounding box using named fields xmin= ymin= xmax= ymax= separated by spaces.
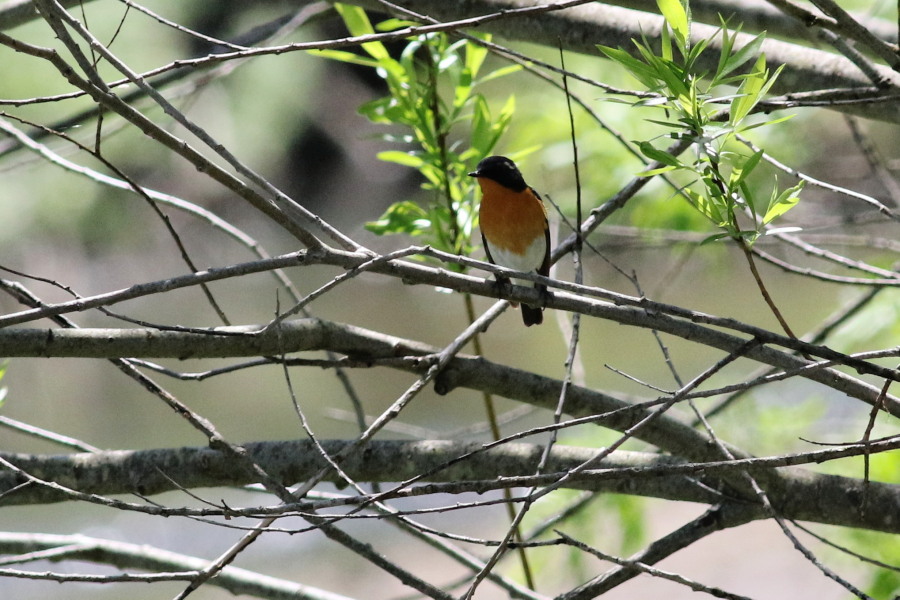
xmin=2 ymin=439 xmax=898 ymax=531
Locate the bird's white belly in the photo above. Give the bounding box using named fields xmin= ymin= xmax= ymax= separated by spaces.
xmin=490 ymin=236 xmax=545 ymax=284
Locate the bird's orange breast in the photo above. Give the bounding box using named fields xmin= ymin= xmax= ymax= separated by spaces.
xmin=478 ymin=179 xmax=548 ymax=255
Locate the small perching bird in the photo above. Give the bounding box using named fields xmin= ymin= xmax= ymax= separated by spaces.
xmin=469 ymin=156 xmax=551 ymax=326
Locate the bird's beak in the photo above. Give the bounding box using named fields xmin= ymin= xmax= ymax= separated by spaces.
xmin=467 ymin=170 xmax=479 ymax=177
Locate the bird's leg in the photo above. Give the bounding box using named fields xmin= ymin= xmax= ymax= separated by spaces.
xmin=536 ymin=283 xmax=550 ymax=308
xmin=492 ymin=274 xmax=515 ymax=303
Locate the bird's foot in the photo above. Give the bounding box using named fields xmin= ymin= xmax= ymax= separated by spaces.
xmin=491 ymin=275 xmax=516 ymax=305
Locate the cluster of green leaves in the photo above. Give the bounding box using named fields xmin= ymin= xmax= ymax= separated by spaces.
xmin=315 ymin=5 xmax=517 ymax=262
xmin=600 ymin=0 xmax=803 ymax=244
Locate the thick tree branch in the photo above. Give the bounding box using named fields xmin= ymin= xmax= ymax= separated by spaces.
xmin=1 ymin=292 xmax=898 ymax=420
xmin=2 ymin=439 xmax=898 ymax=532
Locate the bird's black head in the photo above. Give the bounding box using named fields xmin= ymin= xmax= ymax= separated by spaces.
xmin=468 ymin=155 xmax=527 ymax=191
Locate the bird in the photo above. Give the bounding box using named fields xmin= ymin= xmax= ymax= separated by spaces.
xmin=468 ymin=155 xmax=550 ymax=326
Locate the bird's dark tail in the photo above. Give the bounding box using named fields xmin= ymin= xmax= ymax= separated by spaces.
xmin=521 ymin=304 xmax=543 ymax=326
xmin=521 ymin=284 xmax=546 ymax=326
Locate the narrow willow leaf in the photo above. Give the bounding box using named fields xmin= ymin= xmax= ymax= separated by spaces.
xmin=310 ymin=49 xmax=379 ymax=68
xmin=465 ymin=37 xmax=489 ymax=77
xmin=599 ymin=45 xmax=661 ymax=89
xmin=637 ymin=165 xmax=679 ymax=177
xmin=763 ymin=181 xmax=804 ymax=225
xmin=335 ymin=4 xmax=390 ymax=61
xmin=377 ymin=150 xmax=425 ymax=168
xmin=730 ymin=54 xmax=767 ymax=124
xmin=477 ymin=64 xmax=522 ymax=84
xmin=720 ymin=33 xmax=765 ymax=79
xmin=638 ymin=141 xmax=684 ymax=166
xmin=730 ymin=149 xmax=764 ymax=188
xmin=375 ymin=18 xmax=417 ymax=31
xmin=657 ymin=0 xmax=689 ymax=44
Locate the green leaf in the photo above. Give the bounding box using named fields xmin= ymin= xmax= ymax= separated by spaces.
xmin=309 ymin=49 xmax=380 ymax=68
xmin=465 ymin=94 xmax=514 ymax=159
xmin=764 ymin=226 xmax=803 ymax=235
xmin=638 ymin=141 xmax=684 ymax=167
xmin=637 ymin=165 xmax=678 ymax=177
xmin=335 ymin=3 xmax=373 ymax=35
xmin=739 ymin=179 xmax=757 ymax=217
xmin=684 ymin=187 xmax=725 ymax=225
xmin=476 ymin=63 xmax=521 ymax=84
xmin=365 ymin=201 xmax=431 ymax=236
xmin=720 ymin=33 xmax=765 ymax=79
xmin=700 ymin=232 xmax=730 ymax=245
xmin=469 ymin=94 xmax=492 ymax=155
xmin=328 ymin=26 xmax=519 ymax=260
xmin=643 ymin=118 xmax=686 ymax=129
xmin=471 ymin=94 xmax=515 ymax=158
xmin=438 ymin=51 xmax=460 ymax=73
xmin=728 ymin=149 xmax=763 ymax=190
xmin=730 ymin=54 xmax=778 ymax=125
xmin=660 ymin=16 xmax=673 ymax=61
xmin=737 ymin=112 xmax=795 ymax=133
xmin=454 ymin=71 xmax=473 ymax=110
xmin=763 ymin=181 xmax=804 ymax=225
xmin=418 ymin=161 xmax=445 ymax=188
xmin=684 ymin=36 xmax=709 ymax=72
xmin=738 ymin=229 xmax=761 ymax=244
xmin=465 ymin=37 xmax=489 ymax=79
xmin=715 ymin=21 xmax=735 ymax=80
xmin=377 ymin=150 xmax=425 ymax=168
xmin=657 ymin=0 xmax=690 ymax=46
xmin=375 ymin=18 xmax=417 ymax=31
xmin=598 ymin=45 xmax=662 ymax=90
xmin=334 ymin=4 xmax=389 ymax=61
xmin=358 ymin=96 xmax=408 ymax=125
xmin=631 ymin=42 xmax=688 ymax=98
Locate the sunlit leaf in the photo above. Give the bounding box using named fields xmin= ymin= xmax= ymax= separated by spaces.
xmin=720 ymin=33 xmax=765 ymax=79
xmin=728 ymin=148 xmax=763 ymax=190
xmin=763 ymin=181 xmax=804 ymax=225
xmin=656 ymin=0 xmax=689 ymax=46
xmin=730 ymin=54 xmax=779 ymax=126
xmin=598 ymin=45 xmax=662 ymax=89
xmin=637 ymin=165 xmax=679 ymax=176
xmin=737 ymin=112 xmax=795 ymax=133
xmin=469 ymin=95 xmax=492 ymax=155
xmin=375 ymin=18 xmax=418 ymax=31
xmin=465 ymin=36 xmax=489 ymax=78
xmin=308 ymin=49 xmax=379 ymax=68
xmin=764 ymin=226 xmax=803 ymax=235
xmin=700 ymin=232 xmax=730 ymax=245
xmin=638 ymin=141 xmax=684 ymax=167
xmin=476 ymin=63 xmax=522 ymax=84
xmin=334 ymin=4 xmax=389 ymax=61
xmin=684 ymin=187 xmax=725 ymax=225
xmin=660 ymin=17 xmax=673 ymax=61
xmin=377 ymin=150 xmax=425 ymax=168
